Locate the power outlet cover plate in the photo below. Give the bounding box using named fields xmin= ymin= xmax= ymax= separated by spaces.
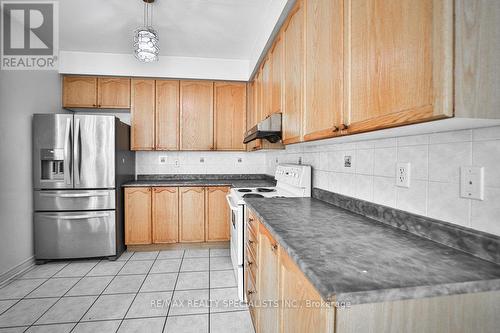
xmin=460 ymin=166 xmax=484 ymax=200
xmin=396 ymin=162 xmax=411 ymax=188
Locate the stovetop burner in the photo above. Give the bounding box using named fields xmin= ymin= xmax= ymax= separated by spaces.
xmin=243 ymin=193 xmax=264 ymax=198
xmin=237 ymin=189 xmax=252 ymax=193
xmin=256 ymin=188 xmax=276 ymax=193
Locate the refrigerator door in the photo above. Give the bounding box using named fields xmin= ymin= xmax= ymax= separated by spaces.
xmin=34 ymin=189 xmax=115 ymax=211
xmin=33 ymin=114 xmax=73 ymax=189
xmin=34 ymin=210 xmax=116 ymax=259
xmin=74 ymin=115 xmax=115 ymax=189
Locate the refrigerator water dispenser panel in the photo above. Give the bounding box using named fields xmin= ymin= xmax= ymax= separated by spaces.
xmin=40 ymin=148 xmax=65 ymax=181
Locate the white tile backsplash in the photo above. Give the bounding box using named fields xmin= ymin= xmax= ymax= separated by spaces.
xmin=265 ymin=126 xmax=500 ymax=236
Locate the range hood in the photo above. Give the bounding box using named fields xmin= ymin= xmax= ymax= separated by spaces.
xmin=243 ymin=113 xmax=282 ymax=144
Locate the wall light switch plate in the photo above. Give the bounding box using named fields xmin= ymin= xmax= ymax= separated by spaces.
xmin=460 ymin=166 xmax=484 ymax=200
xmin=159 ymin=156 xmax=167 ymax=164
xmin=396 ymin=162 xmax=411 ymax=188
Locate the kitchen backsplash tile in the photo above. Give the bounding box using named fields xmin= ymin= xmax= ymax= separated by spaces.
xmin=264 ymin=126 xmax=500 ymax=236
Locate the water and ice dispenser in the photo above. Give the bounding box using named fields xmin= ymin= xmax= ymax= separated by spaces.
xmin=40 ymin=148 xmax=65 ymax=181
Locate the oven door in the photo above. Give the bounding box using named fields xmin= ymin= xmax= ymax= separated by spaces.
xmin=226 ymin=195 xmax=244 ymax=267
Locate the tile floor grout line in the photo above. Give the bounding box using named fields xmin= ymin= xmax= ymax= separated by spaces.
xmin=116 ymin=251 xmax=161 ymax=332
xmin=0 ymin=261 xmax=71 ymax=318
xmin=23 ymin=259 xmax=101 ymax=332
xmin=162 ymin=249 xmax=185 ymax=333
xmin=69 ymin=253 xmax=135 ymax=333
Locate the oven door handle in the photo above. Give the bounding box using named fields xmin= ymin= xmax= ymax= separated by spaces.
xmin=226 ymin=195 xmax=239 ymax=211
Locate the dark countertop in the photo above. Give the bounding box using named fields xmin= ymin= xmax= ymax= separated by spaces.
xmin=122 ymin=174 xmax=276 ymax=188
xmin=245 ymin=197 xmax=500 ymax=305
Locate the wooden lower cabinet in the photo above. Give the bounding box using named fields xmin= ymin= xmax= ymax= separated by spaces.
xmin=179 ymin=187 xmax=206 ymax=242
xmin=205 ymin=187 xmax=230 ymax=241
xmin=152 ymin=187 xmax=179 ymax=243
xmin=124 ymin=187 xmax=152 ymax=245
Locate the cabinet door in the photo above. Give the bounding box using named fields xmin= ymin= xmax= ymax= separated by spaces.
xmin=179 ymin=187 xmax=205 ymax=242
xmin=152 ymin=187 xmax=179 ymax=244
xmin=303 ymin=0 xmax=343 ymax=141
xmin=180 ymin=81 xmax=214 ymax=150
xmin=282 ymin=2 xmax=305 ymax=144
xmin=261 ymin=57 xmax=272 ymax=120
xmin=279 ymin=247 xmax=332 ymax=333
xmin=214 ymin=82 xmax=247 ymax=151
xmin=62 ymin=76 xmax=97 ymax=108
xmin=131 ymin=79 xmax=156 ymax=150
xmin=97 ymin=77 xmax=130 ymax=108
xmin=125 ymin=187 xmax=152 ymax=245
xmin=205 ymin=187 xmax=230 ymax=241
xmin=156 ymin=80 xmax=180 ymax=150
xmin=345 ymin=0 xmax=453 ymax=134
xmin=270 ymin=35 xmax=283 ymax=115
xmin=246 ymin=82 xmax=258 ymax=152
xmin=257 ymin=224 xmax=280 ymax=333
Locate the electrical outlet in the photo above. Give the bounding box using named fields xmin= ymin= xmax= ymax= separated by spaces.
xmin=344 ymin=155 xmax=352 ymax=168
xmin=396 ymin=162 xmax=411 ymax=188
xmin=159 ymin=156 xmax=167 ymax=164
xmin=460 ymin=166 xmax=484 ymax=200
xmin=200 ymin=157 xmax=205 ymax=163
xmin=174 ymin=160 xmax=180 ymax=168
xmin=298 ymin=157 xmax=302 ymax=165
xmin=237 ymin=158 xmax=243 ymax=163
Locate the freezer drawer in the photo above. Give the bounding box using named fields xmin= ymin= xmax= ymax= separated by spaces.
xmin=34 ymin=190 xmax=115 ymax=211
xmin=34 ymin=210 xmax=116 ymax=259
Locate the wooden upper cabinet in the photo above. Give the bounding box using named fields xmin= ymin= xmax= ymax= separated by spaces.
xmin=214 ymin=82 xmax=247 ymax=151
xmin=279 ymin=247 xmax=332 ymax=333
xmin=152 ymin=187 xmax=179 ymax=244
xmin=205 ymin=187 xmax=230 ymax=241
xmin=62 ymin=76 xmax=97 ymax=108
xmin=283 ymin=1 xmax=305 ymax=144
xmin=97 ymin=77 xmax=130 ymax=108
xmin=179 ymin=187 xmax=205 ymax=242
xmin=303 ymin=0 xmax=343 ymax=141
xmin=180 ymin=81 xmax=214 ymax=150
xmin=270 ymin=35 xmax=283 ymax=115
xmin=261 ymin=57 xmax=272 ymax=120
xmin=344 ymin=0 xmax=453 ymax=134
xmin=125 ymin=187 xmax=152 ymax=245
xmin=131 ymin=79 xmax=156 ymax=150
xmin=257 ymin=224 xmax=280 ymax=333
xmin=156 ymin=80 xmax=180 ymax=150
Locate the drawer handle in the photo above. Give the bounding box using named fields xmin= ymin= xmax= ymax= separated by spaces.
xmin=249 ymin=217 xmax=254 ymax=222
xmin=248 ymin=240 xmax=255 ymax=244
xmin=271 ymin=244 xmax=278 ymax=252
xmin=247 ymin=260 xmax=253 ymax=266
xmin=248 ymin=290 xmax=256 ymax=295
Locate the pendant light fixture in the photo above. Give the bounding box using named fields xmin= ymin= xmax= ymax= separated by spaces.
xmin=133 ymin=0 xmax=159 ymax=62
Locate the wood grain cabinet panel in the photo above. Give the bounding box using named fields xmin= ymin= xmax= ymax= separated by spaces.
xmin=180 ymin=81 xmax=214 ymax=150
xmin=214 ymin=82 xmax=247 ymax=151
xmin=125 ymin=187 xmax=152 ymax=245
xmin=156 ymin=80 xmax=180 ymax=150
xmin=303 ymin=0 xmax=343 ymax=141
xmin=131 ymin=79 xmax=156 ymax=150
xmin=279 ymin=247 xmax=333 ymax=333
xmin=152 ymin=187 xmax=179 ymax=244
xmin=283 ymin=1 xmax=305 ymax=144
xmin=257 ymin=224 xmax=280 ymax=333
xmin=270 ymin=35 xmax=284 ymax=115
xmin=179 ymin=187 xmax=205 ymax=242
xmin=97 ymin=77 xmax=130 ymax=108
xmin=205 ymin=187 xmax=230 ymax=241
xmin=344 ymin=0 xmax=453 ymax=134
xmin=261 ymin=57 xmax=272 ymax=121
xmin=62 ymin=76 xmax=97 ymax=108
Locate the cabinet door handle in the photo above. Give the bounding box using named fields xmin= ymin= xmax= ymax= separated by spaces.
xmin=339 ymin=124 xmax=349 ymax=131
xmin=248 ymin=290 xmax=256 ymax=295
xmin=247 ymin=260 xmax=253 ymax=266
xmin=332 ymin=126 xmax=339 ymax=132
xmin=248 ymin=240 xmax=255 ymax=245
xmin=271 ymin=244 xmax=278 ymax=252
xmin=249 ymin=217 xmax=254 ymax=222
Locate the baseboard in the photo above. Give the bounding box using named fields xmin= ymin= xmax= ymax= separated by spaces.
xmin=127 ymin=241 xmax=230 ymax=252
xmin=0 ymin=256 xmax=35 ymax=287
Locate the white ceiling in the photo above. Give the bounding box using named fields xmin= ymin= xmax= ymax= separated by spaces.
xmin=59 ymin=0 xmax=273 ymax=60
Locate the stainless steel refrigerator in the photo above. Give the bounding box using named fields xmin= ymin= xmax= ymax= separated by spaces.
xmin=33 ymin=114 xmax=135 ymax=263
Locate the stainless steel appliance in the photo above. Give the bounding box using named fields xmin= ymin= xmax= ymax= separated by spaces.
xmin=243 ymin=113 xmax=282 ymax=144
xmin=227 ymin=164 xmax=311 ymax=301
xmin=33 ymin=114 xmax=135 ymax=262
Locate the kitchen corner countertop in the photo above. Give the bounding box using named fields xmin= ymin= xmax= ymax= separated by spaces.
xmin=244 ymin=197 xmax=500 ymax=305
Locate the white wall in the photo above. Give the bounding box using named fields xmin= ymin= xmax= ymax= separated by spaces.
xmin=136 ymin=151 xmax=267 ymax=175
xmin=265 ymin=126 xmax=500 ymax=236
xmin=0 ymin=71 xmax=62 ymax=279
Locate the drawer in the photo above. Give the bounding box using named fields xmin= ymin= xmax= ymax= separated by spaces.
xmin=247 ymin=211 xmax=259 ymax=235
xmin=245 ymin=245 xmax=257 ymax=281
xmin=246 ymin=267 xmax=258 ymax=308
xmin=247 ymin=225 xmax=258 ymax=254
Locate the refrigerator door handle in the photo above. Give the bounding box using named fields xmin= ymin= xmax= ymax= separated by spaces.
xmin=39 ymin=192 xmax=110 ymax=198
xmin=74 ymin=118 xmax=81 ymax=185
xmin=43 ymin=213 xmax=111 ymax=220
xmin=64 ymin=118 xmax=72 ymax=185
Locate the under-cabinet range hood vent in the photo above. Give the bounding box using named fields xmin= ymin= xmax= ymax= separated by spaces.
xmin=243 ymin=113 xmax=282 ymax=144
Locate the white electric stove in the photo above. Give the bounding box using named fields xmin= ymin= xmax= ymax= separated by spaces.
xmin=226 ymin=164 xmax=312 ymax=301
